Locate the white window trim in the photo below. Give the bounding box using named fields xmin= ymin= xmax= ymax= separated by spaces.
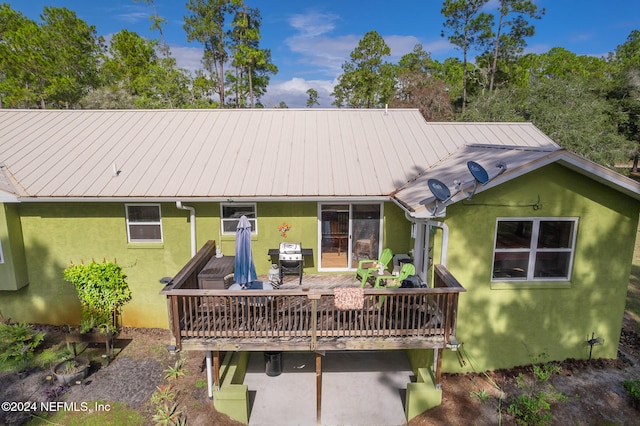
xmin=221 ymin=203 xmax=258 ymax=235
xmin=125 ymin=204 xmax=163 ymax=243
xmin=491 ymin=217 xmax=578 ymax=282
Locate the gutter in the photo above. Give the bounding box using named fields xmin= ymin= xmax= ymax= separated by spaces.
xmin=14 ymin=195 xmax=392 ymax=203
xmin=176 ymin=201 xmax=197 ymax=257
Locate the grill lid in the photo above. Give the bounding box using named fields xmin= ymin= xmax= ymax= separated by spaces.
xmin=279 ymin=242 xmax=302 ymax=254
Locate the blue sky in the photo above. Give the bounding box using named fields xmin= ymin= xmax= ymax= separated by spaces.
xmin=6 ymin=0 xmax=640 ymax=107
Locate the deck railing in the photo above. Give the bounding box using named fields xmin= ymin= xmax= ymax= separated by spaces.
xmin=161 ymin=241 xmax=466 ymax=351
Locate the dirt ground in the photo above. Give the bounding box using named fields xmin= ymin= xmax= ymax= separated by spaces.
xmin=411 ymin=314 xmax=640 ymax=426
xmin=2 ymin=316 xmax=640 ymax=426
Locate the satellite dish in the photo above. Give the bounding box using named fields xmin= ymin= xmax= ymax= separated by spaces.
xmin=465 ymin=160 xmax=508 ymax=199
xmin=467 ymin=161 xmax=489 ymax=185
xmin=428 ymin=178 xmax=451 ymax=202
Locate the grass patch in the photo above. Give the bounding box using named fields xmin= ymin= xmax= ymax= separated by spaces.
xmin=27 ymin=401 xmax=145 ymax=425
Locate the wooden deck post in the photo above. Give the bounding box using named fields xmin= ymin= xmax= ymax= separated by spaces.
xmin=316 ymin=352 xmax=322 ymax=425
xmin=435 ymin=348 xmax=443 ymax=386
xmin=213 ymin=351 xmax=221 ymax=389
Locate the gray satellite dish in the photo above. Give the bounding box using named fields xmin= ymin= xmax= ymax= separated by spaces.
xmin=428 ymin=178 xmax=451 ymax=202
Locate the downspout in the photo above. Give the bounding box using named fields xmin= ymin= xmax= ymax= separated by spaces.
xmin=426 ymin=220 xmax=448 ymax=267
xmin=402 ymin=211 xmax=449 ymax=267
xmin=176 ymin=201 xmax=196 ymax=257
xmin=403 ymin=212 xmax=449 ymax=384
xmin=426 ymin=219 xmax=449 ymax=385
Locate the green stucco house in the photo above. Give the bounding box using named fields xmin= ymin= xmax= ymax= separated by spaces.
xmin=1 ymin=108 xmax=639 ymax=379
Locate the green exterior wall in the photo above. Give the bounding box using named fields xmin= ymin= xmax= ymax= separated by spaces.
xmin=4 ymin=161 xmax=634 ymax=375
xmin=0 ymin=200 xmax=410 ymax=328
xmin=437 ymin=164 xmax=640 ymax=372
xmin=0 ymin=203 xmax=29 ymax=291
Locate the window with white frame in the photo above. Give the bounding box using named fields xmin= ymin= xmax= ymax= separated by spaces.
xmin=0 ymin=240 xmax=4 ymax=263
xmin=126 ymin=204 xmax=163 ymax=243
xmin=492 ymin=218 xmax=577 ymax=281
xmin=221 ymin=203 xmax=257 ymax=234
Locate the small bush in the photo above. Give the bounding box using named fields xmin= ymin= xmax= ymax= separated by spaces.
xmin=533 ymin=362 xmax=562 ymax=382
xmin=505 ymin=354 xmax=567 ymax=425
xmin=163 ymin=358 xmax=186 ymax=381
xmin=470 ymin=388 xmax=491 ymax=402
xmin=622 ymin=379 xmax=640 ymax=409
xmin=0 ymin=322 xmax=45 ymax=371
xmin=151 ymin=385 xmax=176 ymax=406
xmin=63 ymin=260 xmax=132 ymax=331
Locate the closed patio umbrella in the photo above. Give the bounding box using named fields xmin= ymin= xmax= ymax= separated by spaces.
xmin=234 ymin=215 xmax=257 ymax=287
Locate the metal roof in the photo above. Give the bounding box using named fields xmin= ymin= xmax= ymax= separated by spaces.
xmin=1 ymin=109 xmax=636 ymax=212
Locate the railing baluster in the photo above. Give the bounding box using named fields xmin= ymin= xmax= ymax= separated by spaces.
xmin=163 ymin=246 xmax=466 ymax=350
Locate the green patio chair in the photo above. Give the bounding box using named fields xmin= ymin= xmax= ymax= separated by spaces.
xmin=373 ymin=263 xmax=416 ymax=307
xmin=356 ymin=248 xmax=393 ymax=288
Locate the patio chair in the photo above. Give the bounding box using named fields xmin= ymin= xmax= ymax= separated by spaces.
xmin=373 ymin=263 xmax=416 ymax=307
xmin=356 ymin=248 xmax=393 ymax=288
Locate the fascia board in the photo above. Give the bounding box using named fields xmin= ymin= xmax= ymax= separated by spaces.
xmin=402 ymin=150 xmax=640 ymax=218
xmin=15 ymin=195 xmax=392 ymax=203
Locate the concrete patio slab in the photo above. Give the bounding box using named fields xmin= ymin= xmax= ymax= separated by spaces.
xmin=244 ymin=350 xmax=412 ymax=426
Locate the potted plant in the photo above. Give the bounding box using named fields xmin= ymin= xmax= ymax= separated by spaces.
xmin=52 ymin=356 xmax=89 ymax=385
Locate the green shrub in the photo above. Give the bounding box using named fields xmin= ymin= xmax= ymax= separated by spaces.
xmin=507 ymin=391 xmax=552 ymax=425
xmin=622 ymin=379 xmax=640 ymax=409
xmin=34 ymin=343 xmax=72 ymax=369
xmin=505 ymin=354 xmax=567 ymax=425
xmin=63 ymin=260 xmax=132 ymax=331
xmin=163 ymin=358 xmax=187 ymax=381
xmin=0 ymin=322 xmax=45 ymax=371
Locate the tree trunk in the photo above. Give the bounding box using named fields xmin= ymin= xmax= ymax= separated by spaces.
xmin=462 ymin=34 xmax=468 ymax=113
xmin=489 ymin=8 xmax=504 ymax=93
xmin=249 ymin=65 xmax=254 ymax=108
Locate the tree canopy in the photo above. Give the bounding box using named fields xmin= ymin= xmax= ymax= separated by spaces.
xmin=0 ymin=2 xmax=638 ymax=170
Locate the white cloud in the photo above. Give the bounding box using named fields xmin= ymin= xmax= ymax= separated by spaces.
xmin=285 ymin=34 xmax=360 ymax=77
xmin=288 ymin=11 xmax=339 ymax=38
xmin=261 ymin=77 xmax=336 ymax=108
xmin=111 ymin=4 xmax=149 ymax=24
xmin=170 ymin=45 xmax=204 ymax=74
xmin=385 ymin=35 xmax=423 ymax=61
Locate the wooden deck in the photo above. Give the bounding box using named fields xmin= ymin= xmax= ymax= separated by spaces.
xmin=160 ymin=241 xmax=465 ymax=353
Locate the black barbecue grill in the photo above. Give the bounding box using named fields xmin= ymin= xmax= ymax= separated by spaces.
xmin=278 ymin=242 xmax=303 ymax=285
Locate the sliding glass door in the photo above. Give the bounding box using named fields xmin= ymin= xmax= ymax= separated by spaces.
xmin=319 ymin=203 xmax=382 ymax=270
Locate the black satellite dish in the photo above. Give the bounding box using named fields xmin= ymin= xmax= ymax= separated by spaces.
xmin=428 ymin=178 xmax=451 ymax=202
xmin=467 ymin=161 xmax=489 ymax=185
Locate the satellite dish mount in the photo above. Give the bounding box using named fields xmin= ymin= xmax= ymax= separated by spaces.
xmin=427 ymin=178 xmax=462 ymax=214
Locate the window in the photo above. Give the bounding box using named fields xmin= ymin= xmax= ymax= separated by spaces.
xmin=492 ymin=218 xmax=577 ymax=281
xmin=221 ymin=203 xmax=257 ymax=234
xmin=0 ymin=240 xmax=4 ymax=263
xmin=126 ymin=204 xmax=163 ymax=243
